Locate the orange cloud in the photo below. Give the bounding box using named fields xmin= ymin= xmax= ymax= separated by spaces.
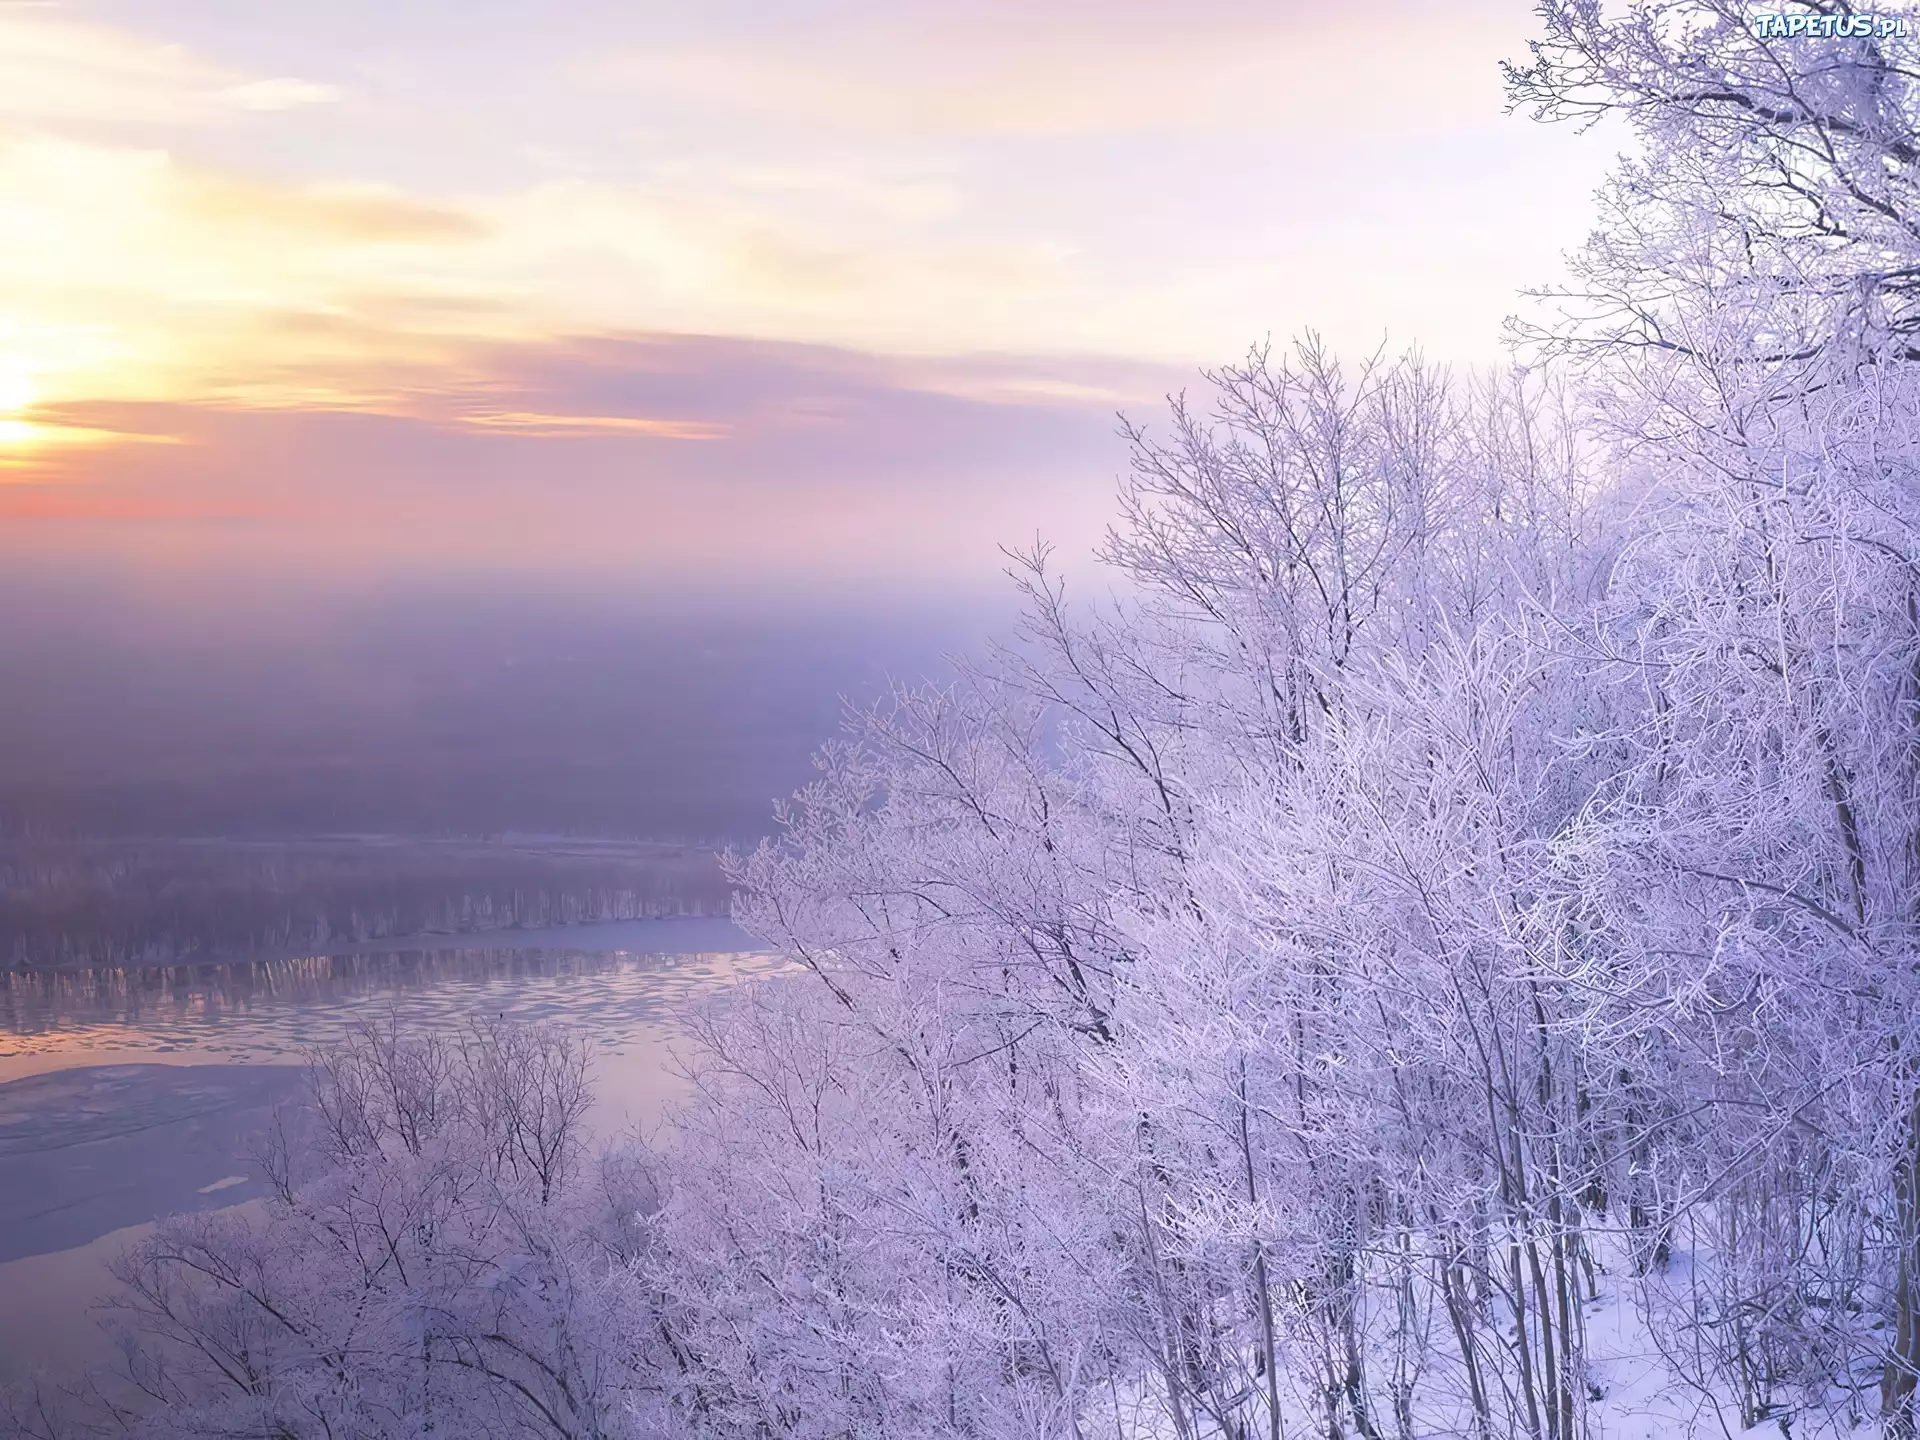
xmin=0 ymin=334 xmax=1153 ymax=586
xmin=454 ymin=411 xmax=726 ymax=440
xmin=178 ymin=171 xmax=484 ymax=246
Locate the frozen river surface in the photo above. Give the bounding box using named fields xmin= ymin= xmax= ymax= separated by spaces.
xmin=0 ymin=917 xmax=775 ymax=1379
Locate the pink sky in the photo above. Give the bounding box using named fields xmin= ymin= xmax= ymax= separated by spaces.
xmin=0 ymin=0 xmax=1615 ymax=588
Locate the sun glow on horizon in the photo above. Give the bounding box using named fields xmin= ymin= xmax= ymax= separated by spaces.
xmin=0 ymin=361 xmax=185 ymax=463
xmin=0 ymin=364 xmax=40 ymax=452
xmin=0 ymin=364 xmax=32 ymax=416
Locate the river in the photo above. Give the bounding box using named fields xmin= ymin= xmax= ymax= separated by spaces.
xmin=0 ymin=916 xmax=778 ymax=1381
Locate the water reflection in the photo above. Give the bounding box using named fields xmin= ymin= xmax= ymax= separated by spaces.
xmin=0 ymin=918 xmax=778 ymax=1083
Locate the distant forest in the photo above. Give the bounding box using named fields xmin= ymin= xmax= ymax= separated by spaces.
xmin=0 ymin=836 xmax=732 ymax=969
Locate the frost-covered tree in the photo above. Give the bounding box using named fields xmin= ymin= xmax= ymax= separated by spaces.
xmin=1511 ymin=4 xmax=1920 ymax=1431
xmin=623 ymin=349 xmax=1613 ymax=1440
xmin=638 ymin=8 xmax=1920 ymax=1438
xmin=3 ymin=1020 xmax=664 ymax=1440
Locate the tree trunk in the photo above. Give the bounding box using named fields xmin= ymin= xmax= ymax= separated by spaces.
xmin=1884 ymin=1086 xmax=1920 ymax=1439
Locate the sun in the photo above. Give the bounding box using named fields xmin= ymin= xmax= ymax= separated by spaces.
xmin=0 ymin=368 xmax=43 ymax=451
xmin=0 ymin=367 xmax=32 ymax=416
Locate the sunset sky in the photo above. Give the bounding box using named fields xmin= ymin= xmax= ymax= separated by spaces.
xmin=1 ymin=0 xmax=1615 ymax=591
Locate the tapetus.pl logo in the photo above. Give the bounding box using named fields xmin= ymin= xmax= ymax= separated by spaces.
xmin=1750 ymin=13 xmax=1911 ymax=37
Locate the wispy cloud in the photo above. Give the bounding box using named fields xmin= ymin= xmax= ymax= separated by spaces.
xmin=0 ymin=129 xmax=1133 ymax=416
xmin=593 ymin=3 xmax=1517 ymax=139
xmin=0 ymin=9 xmax=338 ymax=126
xmin=215 ymin=78 xmax=343 ymax=113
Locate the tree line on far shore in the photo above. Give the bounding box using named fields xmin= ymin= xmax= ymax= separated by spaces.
xmin=0 ymin=837 xmax=732 ymax=969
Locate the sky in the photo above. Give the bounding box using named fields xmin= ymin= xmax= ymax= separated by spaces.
xmin=0 ymin=0 xmax=1620 ymax=837
xmin=0 ymin=0 xmax=1617 ymax=584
